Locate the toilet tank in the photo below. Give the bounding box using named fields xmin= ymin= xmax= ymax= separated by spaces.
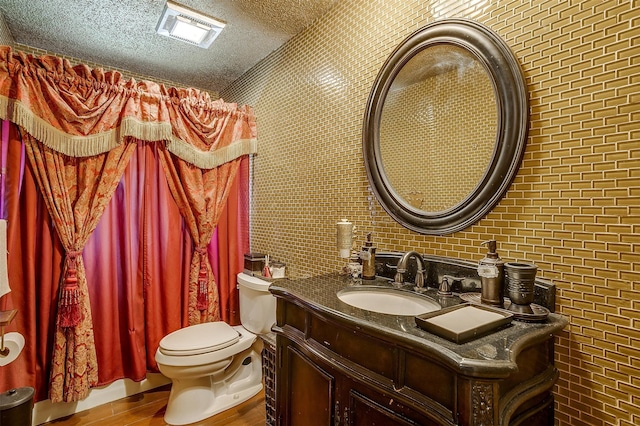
xmin=237 ymin=272 xmax=276 ymax=335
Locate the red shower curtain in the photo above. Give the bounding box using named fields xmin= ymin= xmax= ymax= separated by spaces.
xmin=213 ymin=157 xmax=250 ymax=325
xmin=0 ymin=126 xmax=250 ymax=401
xmin=83 ymin=141 xmax=191 ymax=383
xmin=0 ymin=123 xmax=64 ymax=402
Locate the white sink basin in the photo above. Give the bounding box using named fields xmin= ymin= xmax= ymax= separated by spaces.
xmin=337 ymin=287 xmax=440 ymax=316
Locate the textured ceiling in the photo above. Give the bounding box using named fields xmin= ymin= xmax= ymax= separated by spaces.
xmin=0 ymin=0 xmax=339 ymax=94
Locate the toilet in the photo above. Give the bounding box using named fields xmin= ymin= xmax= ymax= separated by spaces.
xmin=155 ymin=272 xmax=276 ymax=425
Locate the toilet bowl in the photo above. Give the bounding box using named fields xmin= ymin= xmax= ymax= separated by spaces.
xmin=155 ymin=273 xmax=275 ymax=425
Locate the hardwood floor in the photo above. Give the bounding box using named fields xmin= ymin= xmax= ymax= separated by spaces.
xmin=43 ymin=385 xmax=267 ymax=425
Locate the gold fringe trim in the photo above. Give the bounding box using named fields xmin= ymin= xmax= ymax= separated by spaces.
xmin=13 ymin=101 xmax=120 ymax=157
xmin=4 ymin=100 xmax=174 ymax=157
xmin=120 ymin=116 xmax=173 ymax=142
xmin=167 ymin=137 xmax=258 ymax=169
xmin=0 ymin=96 xmax=9 ymax=121
xmin=0 ymin=96 xmax=256 ymax=166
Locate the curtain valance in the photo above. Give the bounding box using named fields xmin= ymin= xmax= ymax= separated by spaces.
xmin=0 ymin=46 xmax=257 ymax=167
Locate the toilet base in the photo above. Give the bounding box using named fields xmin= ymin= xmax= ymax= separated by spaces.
xmin=163 ymin=344 xmax=264 ymax=425
xmin=164 ymin=380 xmax=262 ymax=425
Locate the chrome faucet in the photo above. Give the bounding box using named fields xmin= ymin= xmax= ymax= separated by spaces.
xmin=394 ymin=251 xmax=426 ymax=288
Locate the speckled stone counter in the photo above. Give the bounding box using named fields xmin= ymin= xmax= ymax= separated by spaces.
xmin=270 ymin=273 xmax=566 ymax=373
xmin=270 ymin=273 xmax=568 ymax=425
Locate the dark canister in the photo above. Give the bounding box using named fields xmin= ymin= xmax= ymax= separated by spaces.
xmin=0 ymin=387 xmax=34 ymax=426
xmin=504 ymin=262 xmax=537 ymax=314
xmin=243 ymin=252 xmax=266 ymax=276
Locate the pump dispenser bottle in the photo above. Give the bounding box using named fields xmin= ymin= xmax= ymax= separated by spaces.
xmin=361 ymin=233 xmax=376 ymax=280
xmin=478 ymin=240 xmax=505 ymax=307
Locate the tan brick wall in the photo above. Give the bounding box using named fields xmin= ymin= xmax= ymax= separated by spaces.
xmin=222 ymin=0 xmax=640 ymax=424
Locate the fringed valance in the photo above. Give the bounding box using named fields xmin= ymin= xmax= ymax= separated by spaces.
xmin=0 ymin=46 xmax=257 ymax=167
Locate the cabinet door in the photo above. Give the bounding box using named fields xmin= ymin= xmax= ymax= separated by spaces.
xmin=284 ymin=345 xmax=335 ymax=426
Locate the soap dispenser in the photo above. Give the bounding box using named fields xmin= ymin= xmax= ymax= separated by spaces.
xmin=361 ymin=233 xmax=376 ymax=280
xmin=478 ymin=240 xmax=505 ymax=307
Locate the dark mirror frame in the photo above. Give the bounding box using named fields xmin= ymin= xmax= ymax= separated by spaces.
xmin=363 ymin=18 xmax=529 ymax=235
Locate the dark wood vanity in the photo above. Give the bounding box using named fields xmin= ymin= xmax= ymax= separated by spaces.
xmin=270 ymin=274 xmax=566 ymax=426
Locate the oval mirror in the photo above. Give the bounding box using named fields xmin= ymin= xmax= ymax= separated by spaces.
xmin=363 ymin=19 xmax=529 ymax=235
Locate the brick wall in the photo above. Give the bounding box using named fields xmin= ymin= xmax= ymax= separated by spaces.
xmin=222 ymin=1 xmax=640 ymax=424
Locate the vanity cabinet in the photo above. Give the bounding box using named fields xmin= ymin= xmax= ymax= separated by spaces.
xmin=270 ymin=275 xmax=567 ymax=426
xmin=279 ymin=327 xmax=444 ymax=426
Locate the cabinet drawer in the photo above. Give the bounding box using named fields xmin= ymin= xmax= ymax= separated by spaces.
xmin=277 ymin=299 xmax=306 ymax=332
xmin=309 ymin=314 xmax=396 ymax=380
xmin=404 ymin=351 xmax=455 ymax=409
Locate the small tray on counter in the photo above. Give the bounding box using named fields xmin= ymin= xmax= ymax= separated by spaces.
xmin=415 ymin=303 xmax=513 ymax=344
xmin=458 ymin=293 xmax=550 ymax=322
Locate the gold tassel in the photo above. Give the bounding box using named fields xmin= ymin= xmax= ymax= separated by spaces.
xmin=58 ymin=251 xmax=82 ymax=328
xmin=195 ymin=248 xmax=208 ymax=311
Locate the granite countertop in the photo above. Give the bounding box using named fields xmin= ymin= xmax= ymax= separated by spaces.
xmin=269 ymin=273 xmax=568 ymax=375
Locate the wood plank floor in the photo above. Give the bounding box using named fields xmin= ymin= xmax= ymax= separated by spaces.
xmin=43 ymin=385 xmax=266 ymax=425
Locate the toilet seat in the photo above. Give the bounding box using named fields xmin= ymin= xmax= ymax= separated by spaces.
xmin=159 ymin=322 xmax=240 ymax=356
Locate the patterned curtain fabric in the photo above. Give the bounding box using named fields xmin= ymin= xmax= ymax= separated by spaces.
xmin=212 ymin=156 xmax=250 ymax=325
xmin=156 ymin=88 xmax=256 ymax=325
xmin=158 ymin=153 xmax=242 ymax=325
xmin=0 ymin=46 xmax=257 ymax=402
xmin=24 ymin=134 xmax=136 ymax=402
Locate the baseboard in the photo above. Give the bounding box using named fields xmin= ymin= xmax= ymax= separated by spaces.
xmin=32 ymin=373 xmax=171 ymax=425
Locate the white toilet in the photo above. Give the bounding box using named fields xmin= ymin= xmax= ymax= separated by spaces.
xmin=155 ymin=272 xmax=276 ymax=425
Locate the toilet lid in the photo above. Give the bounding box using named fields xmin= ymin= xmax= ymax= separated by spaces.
xmin=159 ymin=322 xmax=240 ymax=356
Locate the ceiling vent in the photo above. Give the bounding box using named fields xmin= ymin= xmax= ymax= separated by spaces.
xmin=156 ymin=1 xmax=226 ymax=48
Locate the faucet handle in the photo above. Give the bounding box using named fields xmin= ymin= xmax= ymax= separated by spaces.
xmin=438 ymin=277 xmax=452 ymax=296
xmin=440 ymin=275 xmax=465 ymax=295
